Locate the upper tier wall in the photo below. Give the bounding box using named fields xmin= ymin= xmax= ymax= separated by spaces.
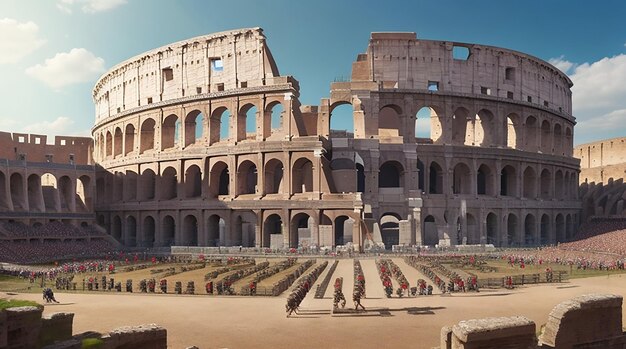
xmin=92 ymin=27 xmax=281 ymax=124
xmin=575 ymin=137 xmax=626 ymax=169
xmin=0 ymin=131 xmax=93 ymax=165
xmin=350 ymin=32 xmax=573 ymax=117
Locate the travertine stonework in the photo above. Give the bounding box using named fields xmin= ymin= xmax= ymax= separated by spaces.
xmin=92 ymin=29 xmax=581 ymax=250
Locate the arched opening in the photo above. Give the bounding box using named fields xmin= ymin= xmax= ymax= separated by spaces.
xmin=429 ymin=162 xmax=443 ymax=194
xmin=473 ymin=109 xmax=495 ymax=147
xmin=540 ymin=214 xmax=550 ymax=245
xmin=140 ymin=119 xmax=155 ymax=153
xmin=77 ymin=175 xmax=91 ymax=212
xmin=209 ymin=162 xmax=230 ymax=197
xmin=565 ymin=214 xmax=573 ymax=240
xmin=58 ymin=176 xmax=73 ymax=212
xmin=378 ymin=105 xmax=403 ymax=139
xmin=160 ymin=167 xmax=177 ymax=200
xmin=553 ymin=124 xmax=562 ymax=155
xmin=523 ymin=166 xmax=537 ymax=198
xmin=451 ymin=107 xmax=469 ymax=145
xmin=162 ymin=215 xmax=175 ymax=246
xmin=540 ymin=169 xmax=551 ymax=199
xmin=415 ymin=106 xmax=441 ymax=142
xmin=207 ymin=215 xmax=223 ymax=247
xmin=126 ymin=216 xmax=137 ymax=247
xmin=555 ymin=170 xmax=564 ymax=198
xmin=123 ymin=171 xmax=137 ymax=202
xmin=524 ymin=214 xmax=536 ymax=246
xmin=237 ymin=161 xmax=257 ymax=195
xmin=139 ymin=169 xmax=156 ymax=200
xmin=124 ymin=124 xmax=135 ymax=155
xmin=330 ymin=103 xmax=354 ymax=138
xmin=506 ymin=113 xmax=519 ymax=148
xmin=486 ymin=213 xmax=497 ymax=245
xmin=380 ymin=213 xmax=400 ymax=250
xmin=105 ymin=131 xmax=112 ymax=157
xmin=417 ymin=159 xmax=425 ymax=191
xmin=290 ymin=213 xmax=313 ymax=248
xmin=0 ymin=171 xmax=9 ymax=210
xmin=507 ymin=214 xmax=518 ymax=247
xmin=269 ymin=102 xmax=284 ymax=133
xmin=27 ymin=174 xmax=43 ymax=212
xmin=113 ymin=127 xmax=123 ymax=157
xmin=233 ymin=216 xmax=243 ymax=246
xmin=112 ymin=172 xmax=123 ymax=202
xmin=263 ymin=214 xmax=282 ymax=248
xmin=565 ymin=128 xmax=572 ymax=155
xmin=334 ymin=215 xmax=353 ymax=246
xmin=453 ymin=163 xmax=471 ymax=194
xmin=264 ymin=159 xmax=283 ymax=194
xmin=238 ymin=104 xmax=257 ymax=141
xmin=477 ymin=164 xmax=494 ymax=195
xmin=500 ymin=165 xmax=517 ymax=197
xmin=210 ymin=107 xmax=230 ymax=143
xmin=184 ymin=110 xmax=204 ymax=146
xmin=525 ymin=116 xmax=538 ymax=151
xmin=356 ymin=160 xmax=365 ymax=193
xmin=292 ymin=158 xmax=313 ymax=193
xmin=182 ymin=215 xmax=198 ymax=246
xmin=184 ymin=165 xmax=202 ymax=198
xmin=423 ymin=215 xmax=438 ymax=246
xmin=540 ymin=120 xmax=551 ymax=153
xmin=96 ymin=177 xmax=105 ymax=205
xmin=465 ymin=213 xmax=478 ymax=244
xmin=143 ymin=216 xmax=155 ymax=247
xmin=379 ymin=161 xmax=404 ymax=188
xmin=111 ymin=215 xmax=122 ymax=242
xmin=161 ymin=114 xmax=180 ymax=150
xmin=330 ymin=158 xmax=356 ymax=193
xmin=555 ymin=214 xmax=565 ymax=242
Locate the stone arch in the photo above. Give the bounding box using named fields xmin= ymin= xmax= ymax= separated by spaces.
xmin=486 ymin=212 xmax=498 ymax=245
xmin=160 ymin=167 xmax=178 ymax=200
xmin=206 ymin=214 xmax=224 ymax=247
xmin=138 ymin=216 xmax=154 ymax=247
xmin=111 ymin=215 xmax=122 ymax=242
xmin=540 ymin=168 xmax=552 ymax=199
xmin=453 ymin=162 xmax=471 ymax=194
xmin=415 ymin=105 xmax=443 ymax=143
xmin=555 ymin=213 xmax=565 ymax=242
xmin=124 ymin=124 xmax=135 ymax=155
xmin=184 ymin=165 xmax=202 ymax=198
xmin=540 ymin=119 xmax=551 ymax=153
xmin=379 ymin=161 xmax=404 ymax=188
xmin=524 ymin=214 xmax=536 ymax=246
xmin=423 ymin=215 xmax=438 ymax=246
xmin=126 ymin=215 xmax=137 ymax=247
xmin=182 ymin=214 xmax=199 ymax=246
xmin=477 ymin=164 xmax=495 ymax=196
xmin=555 ymin=170 xmax=564 ymax=198
xmin=500 ymin=165 xmax=518 ymax=197
xmin=525 ymin=116 xmax=538 ymax=151
xmin=292 ymin=157 xmax=313 ymax=193
xmin=264 ymin=158 xmax=284 ymax=194
xmin=263 ymin=213 xmax=283 ymax=248
xmin=464 ymin=213 xmax=478 ymax=244
xmin=140 ymin=118 xmax=155 ymax=153
xmin=161 ymin=114 xmax=179 ymax=150
xmin=330 ymin=158 xmax=356 ymax=193
xmin=429 ymin=161 xmax=444 ymax=194
xmin=356 ymin=154 xmax=365 ymax=193
xmin=105 ymin=131 xmax=113 ymax=157
xmin=334 ymin=215 xmax=353 ymax=246
xmin=209 ymin=161 xmax=229 ymax=197
xmin=540 ymin=214 xmax=550 ymax=245
xmin=330 ymin=102 xmax=354 ymax=138
xmin=417 ymin=159 xmax=425 ymax=191
xmin=113 ymin=127 xmax=123 ymax=156
xmin=77 ymin=175 xmax=92 ymax=212
xmin=139 ymin=169 xmax=156 ymax=200
xmin=27 ymin=174 xmax=43 ymax=212
xmin=380 ymin=213 xmax=400 ymax=250
xmin=473 ymin=109 xmax=496 ymax=146
xmin=523 ymin=166 xmax=537 ymax=198
xmin=162 ymin=215 xmax=175 ymax=246
xmin=506 ymin=113 xmax=520 ymax=148
xmin=237 ymin=160 xmax=258 ymax=195
xmin=554 ymin=123 xmax=562 ymax=155
xmin=379 ymin=104 xmax=403 ymax=138
xmin=238 ymin=103 xmax=258 ymax=141
xmin=565 ymin=127 xmax=572 ymax=155
xmin=123 ymin=171 xmax=137 ymax=201
xmin=210 ymin=107 xmax=230 ymax=143
xmin=0 ymin=171 xmax=10 ymax=210
xmin=290 ymin=212 xmax=313 ymax=248
xmin=267 ymin=101 xmax=284 ymax=134
xmin=507 ymin=213 xmax=518 ymax=247
xmin=451 ymin=107 xmax=469 ymax=145
xmin=184 ymin=110 xmax=204 ymax=146
xmin=58 ymin=176 xmax=73 ymax=212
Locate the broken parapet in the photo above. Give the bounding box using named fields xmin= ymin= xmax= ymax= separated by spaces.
xmin=539 ymin=293 xmax=623 ymax=349
xmin=440 ymin=316 xmax=536 ymax=349
xmin=101 ymin=324 xmax=167 ymax=349
xmin=39 ymin=312 xmax=74 ymax=347
xmin=5 ymin=306 xmax=43 ymax=349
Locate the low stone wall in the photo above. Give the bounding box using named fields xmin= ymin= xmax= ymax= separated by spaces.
xmin=5 ymin=306 xmax=43 ymax=349
xmin=39 ymin=312 xmax=74 ymax=347
xmin=440 ymin=316 xmax=536 ymax=349
xmin=101 ymin=324 xmax=167 ymax=349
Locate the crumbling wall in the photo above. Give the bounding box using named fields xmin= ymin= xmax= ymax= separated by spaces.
xmin=39 ymin=312 xmax=74 ymax=347
xmin=5 ymin=306 xmax=43 ymax=349
xmin=440 ymin=316 xmax=536 ymax=349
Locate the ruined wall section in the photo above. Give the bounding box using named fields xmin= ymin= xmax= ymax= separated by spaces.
xmin=0 ymin=132 xmax=93 ymax=165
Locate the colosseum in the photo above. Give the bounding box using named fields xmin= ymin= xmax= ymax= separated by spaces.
xmin=2 ymin=28 xmax=583 ymax=251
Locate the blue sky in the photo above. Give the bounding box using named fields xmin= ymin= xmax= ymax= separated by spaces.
xmin=1 ymin=0 xmax=625 ymax=145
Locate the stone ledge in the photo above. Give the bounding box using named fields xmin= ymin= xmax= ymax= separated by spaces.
xmin=452 ymin=316 xmax=535 ymax=342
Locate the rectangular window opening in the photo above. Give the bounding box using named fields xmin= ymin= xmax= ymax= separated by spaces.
xmin=527 ymin=96 xmax=533 ymax=103
xmin=162 ymin=68 xmax=173 ymax=81
xmin=505 ymin=67 xmax=515 ymax=80
xmin=196 ymin=87 xmax=202 ymax=94
xmin=507 ymin=91 xmax=514 ymax=99
xmin=18 ymin=136 xmax=25 ymax=143
xmin=544 ymin=101 xmax=549 ymax=107
xmin=427 ymin=81 xmax=439 ymax=91
xmin=147 ymin=97 xmax=153 ymax=104
xmin=452 ymin=46 xmax=470 ymax=60
xmin=210 ymin=58 xmax=223 ymax=72
xmin=60 ymin=140 xmax=66 ymax=146
xmin=480 ymin=86 xmax=491 ymax=95
xmin=240 ymin=81 xmax=247 ymax=88
xmin=216 ymin=83 xmax=224 ymax=91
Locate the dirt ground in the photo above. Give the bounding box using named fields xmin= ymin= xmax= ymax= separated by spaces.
xmin=3 ymin=257 xmax=626 ymax=349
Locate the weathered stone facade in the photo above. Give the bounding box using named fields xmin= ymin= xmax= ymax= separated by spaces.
xmin=92 ymin=29 xmax=581 ymax=250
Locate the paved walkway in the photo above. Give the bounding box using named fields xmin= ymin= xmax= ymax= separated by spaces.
xmin=393 ymin=257 xmax=441 ymax=294
xmin=359 ymin=258 xmax=386 ymax=299
xmin=324 ymin=259 xmax=353 ymax=298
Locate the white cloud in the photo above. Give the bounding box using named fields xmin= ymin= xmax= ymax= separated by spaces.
xmin=25 ymin=48 xmax=105 ymax=89
xmin=56 ymin=0 xmax=127 ymax=14
xmin=0 ymin=18 xmax=45 ymax=64
xmin=548 ymin=55 xmax=575 ymax=74
xmin=22 ymin=116 xmax=89 ymax=138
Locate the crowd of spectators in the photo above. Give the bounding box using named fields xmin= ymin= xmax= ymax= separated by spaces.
xmin=0 ymin=239 xmax=116 ymax=264
xmin=0 ymin=221 xmax=106 ymax=239
xmin=574 ymin=218 xmax=626 ymax=240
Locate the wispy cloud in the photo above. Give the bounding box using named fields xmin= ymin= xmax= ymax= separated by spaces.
xmin=548 ymin=55 xmax=576 ymax=74
xmin=0 ymin=18 xmax=45 ymax=64
xmin=57 ymin=0 xmax=128 ymax=14
xmin=25 ymin=48 xmax=105 ymax=89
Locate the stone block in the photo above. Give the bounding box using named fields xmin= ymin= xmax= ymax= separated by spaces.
xmin=102 ymin=324 xmax=167 ymax=349
xmin=440 ymin=325 xmax=452 ymax=349
xmin=5 ymin=306 xmax=43 ymax=349
xmin=451 ymin=316 xmax=536 ymax=349
xmin=0 ymin=310 xmax=7 ymax=348
xmin=40 ymin=312 xmax=74 ymax=347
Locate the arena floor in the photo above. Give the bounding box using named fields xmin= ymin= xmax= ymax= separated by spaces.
xmin=3 ymin=257 xmax=626 ymax=349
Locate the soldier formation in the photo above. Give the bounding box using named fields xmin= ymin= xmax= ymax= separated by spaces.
xmin=333 ymin=277 xmax=346 ymax=309
xmin=285 ymin=261 xmax=328 ymax=317
xmin=353 ymin=260 xmax=365 ymax=310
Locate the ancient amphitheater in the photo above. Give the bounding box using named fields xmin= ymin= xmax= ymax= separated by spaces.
xmin=83 ymin=28 xmax=581 ymax=250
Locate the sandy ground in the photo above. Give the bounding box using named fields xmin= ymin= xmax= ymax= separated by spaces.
xmin=4 ymin=257 xmax=626 ymax=349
